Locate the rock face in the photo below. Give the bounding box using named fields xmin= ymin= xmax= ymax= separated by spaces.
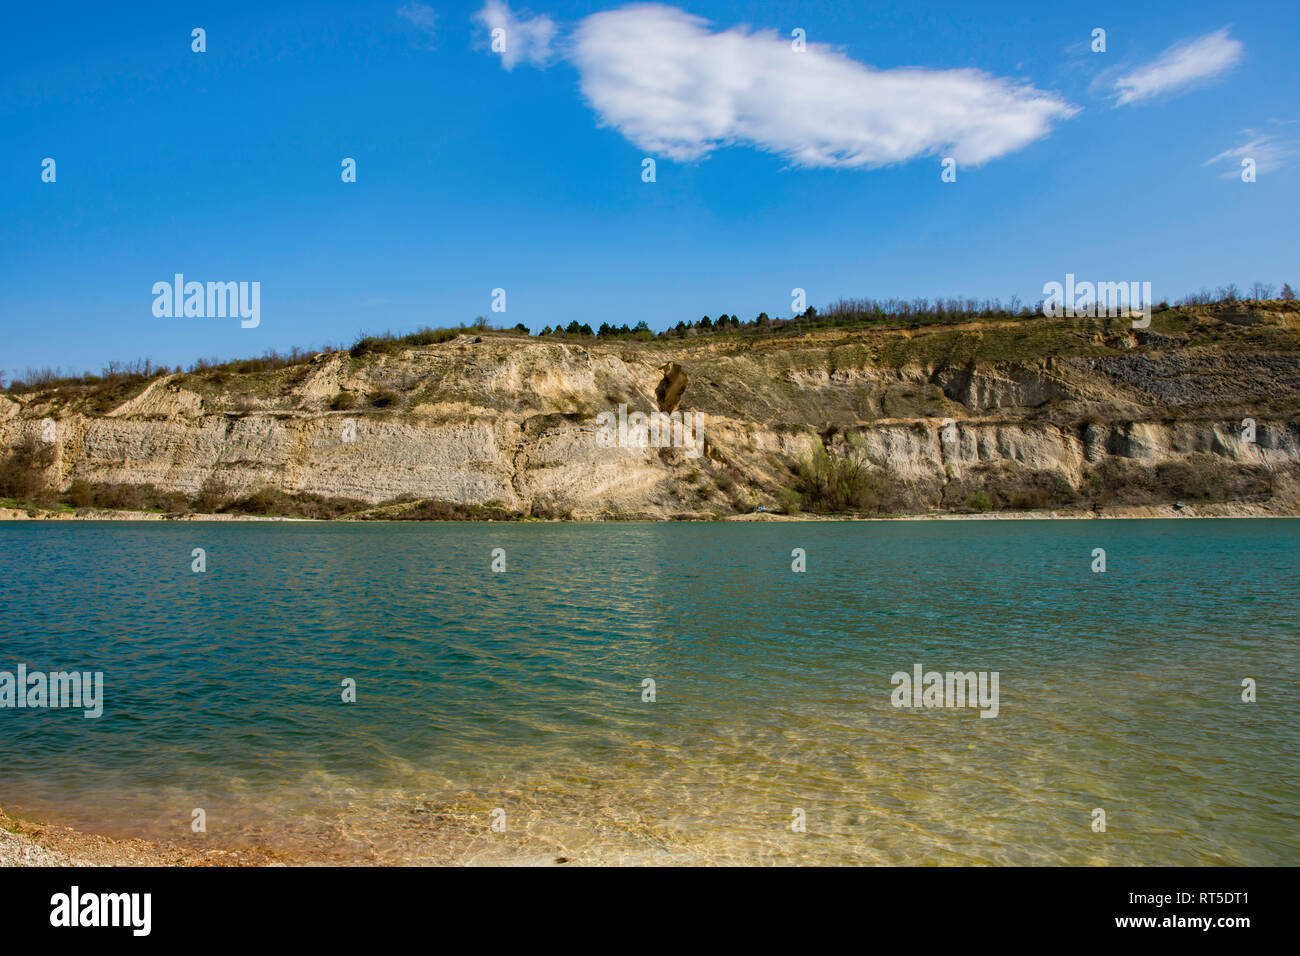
xmin=3 ymin=311 xmax=1300 ymax=518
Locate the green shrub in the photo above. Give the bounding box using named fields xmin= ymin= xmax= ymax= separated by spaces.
xmin=371 ymin=497 xmax=518 ymax=521
xmin=0 ymin=435 xmax=55 ymax=503
xmin=221 ymin=486 xmax=367 ymax=519
xmin=1009 ymin=488 xmax=1052 ymax=510
xmin=63 ymin=480 xmax=97 ymax=508
xmin=1085 ymin=455 xmax=1271 ymax=505
xmin=56 ymin=480 xmax=190 ymax=513
xmin=194 ymin=476 xmax=232 ymax=513
xmin=774 ymin=487 xmax=802 ymax=514
xmin=793 ymin=439 xmax=890 ymax=513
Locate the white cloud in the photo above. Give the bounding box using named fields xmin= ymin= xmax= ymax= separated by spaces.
xmin=566 ymin=4 xmax=1076 ymax=167
xmin=1203 ymin=128 xmax=1299 ymax=178
xmin=398 ymin=3 xmax=438 ymax=45
xmin=474 ymin=0 xmax=556 ymax=70
xmin=1114 ymin=27 xmax=1242 ymax=106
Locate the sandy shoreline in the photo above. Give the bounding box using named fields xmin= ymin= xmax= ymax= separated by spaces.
xmin=0 ymin=807 xmax=581 ymax=867
xmin=0 ymin=808 xmax=300 ymax=867
xmin=2 ymin=502 xmax=1297 ymax=522
xmin=0 ymin=507 xmax=312 ymax=522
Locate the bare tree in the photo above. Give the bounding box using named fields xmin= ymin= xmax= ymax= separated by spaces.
xmin=1250 ymin=281 xmax=1275 ymax=301
xmin=21 ymin=367 xmax=63 ymax=387
xmin=1281 ymin=282 xmax=1296 ymax=301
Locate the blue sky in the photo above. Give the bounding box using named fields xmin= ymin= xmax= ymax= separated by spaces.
xmin=2 ymin=0 xmax=1297 ymax=377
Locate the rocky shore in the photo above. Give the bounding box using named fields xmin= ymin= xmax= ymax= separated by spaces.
xmin=0 ymin=809 xmax=294 ymax=867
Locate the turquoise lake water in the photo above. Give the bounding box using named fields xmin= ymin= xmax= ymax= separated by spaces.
xmin=1 ymin=519 xmax=1297 ymax=864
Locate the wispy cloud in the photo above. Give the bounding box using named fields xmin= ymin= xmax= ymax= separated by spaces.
xmin=1203 ymin=125 xmax=1300 ymax=178
xmin=1113 ymin=27 xmax=1242 ymax=106
xmin=561 ymin=4 xmax=1075 ymax=168
xmin=474 ymin=0 xmax=556 ymax=70
xmin=398 ymin=3 xmax=438 ymax=47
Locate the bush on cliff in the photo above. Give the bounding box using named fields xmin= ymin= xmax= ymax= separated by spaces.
xmin=793 ymin=439 xmax=891 ymax=513
xmin=61 ymin=480 xmax=190 ymax=513
xmin=369 ymin=388 xmax=399 ymax=408
xmin=221 ymin=486 xmax=368 ymax=519
xmin=0 ymin=435 xmax=56 ymax=505
xmin=1084 ymin=455 xmax=1273 ymax=506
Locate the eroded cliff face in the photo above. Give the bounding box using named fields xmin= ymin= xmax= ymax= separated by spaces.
xmin=3 ymin=308 xmax=1299 ymax=518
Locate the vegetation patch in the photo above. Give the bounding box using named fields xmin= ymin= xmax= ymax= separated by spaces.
xmin=359 ymin=497 xmax=521 ymax=521
xmin=1084 ymin=455 xmax=1274 ymax=506
xmin=369 ymin=388 xmax=400 ymax=408
xmin=220 ymin=487 xmax=369 ymax=519
xmin=791 ymin=437 xmax=893 ymax=514
xmin=0 ymin=436 xmax=55 ymax=505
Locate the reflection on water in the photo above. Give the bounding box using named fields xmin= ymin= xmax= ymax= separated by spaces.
xmin=1 ymin=520 xmax=1297 ymax=864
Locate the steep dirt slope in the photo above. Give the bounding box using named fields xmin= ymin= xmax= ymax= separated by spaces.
xmin=3 ymin=305 xmax=1298 ymax=518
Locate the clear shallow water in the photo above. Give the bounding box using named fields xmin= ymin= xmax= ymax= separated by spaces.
xmin=0 ymin=519 xmax=1296 ymax=865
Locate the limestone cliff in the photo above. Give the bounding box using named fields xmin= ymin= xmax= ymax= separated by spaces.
xmin=3 ymin=305 xmax=1298 ymax=519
